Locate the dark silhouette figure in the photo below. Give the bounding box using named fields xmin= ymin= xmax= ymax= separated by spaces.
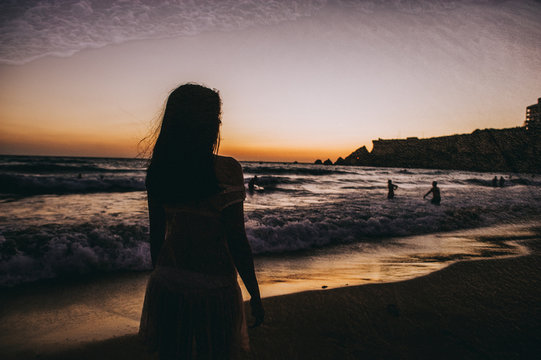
xmin=248 ymin=175 xmax=258 ymax=192
xmin=387 ymin=179 xmax=398 ymax=199
xmin=499 ymin=176 xmax=505 ymax=187
xmin=139 ymin=84 xmax=263 ymax=360
xmin=424 ymin=181 xmax=441 ymax=205
xmin=492 ymin=176 xmax=498 ymax=187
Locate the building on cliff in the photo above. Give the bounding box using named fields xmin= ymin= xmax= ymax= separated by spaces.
xmin=334 ymin=98 xmax=540 ymax=173
xmin=336 ymin=127 xmax=540 ymax=173
xmin=525 ymin=97 xmax=541 ymax=131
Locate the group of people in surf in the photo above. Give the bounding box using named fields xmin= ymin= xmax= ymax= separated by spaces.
xmin=387 ymin=179 xmax=441 ymax=205
xmin=388 ymin=174 xmax=509 ymax=205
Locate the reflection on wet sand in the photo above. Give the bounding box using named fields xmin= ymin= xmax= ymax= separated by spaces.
xmin=249 ymin=224 xmax=531 ymax=298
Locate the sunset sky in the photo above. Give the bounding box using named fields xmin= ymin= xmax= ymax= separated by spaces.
xmin=0 ymin=0 xmax=540 ymax=162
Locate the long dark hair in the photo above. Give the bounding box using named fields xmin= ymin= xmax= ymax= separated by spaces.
xmin=146 ymin=83 xmax=222 ymax=202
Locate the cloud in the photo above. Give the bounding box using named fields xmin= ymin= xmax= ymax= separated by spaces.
xmin=0 ymin=0 xmax=326 ymax=64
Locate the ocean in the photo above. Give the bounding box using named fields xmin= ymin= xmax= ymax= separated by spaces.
xmin=1 ymin=154 xmax=540 ymax=292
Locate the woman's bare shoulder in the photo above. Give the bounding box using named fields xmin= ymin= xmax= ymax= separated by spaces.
xmin=215 ymin=155 xmax=242 ymax=169
xmin=215 ymin=155 xmax=243 ymax=184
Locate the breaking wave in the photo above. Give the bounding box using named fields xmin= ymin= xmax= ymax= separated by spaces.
xmin=0 ymin=174 xmax=145 ymax=196
xmin=246 ymin=199 xmax=541 ymax=254
xmin=0 ymin=223 xmax=150 ymax=286
xmin=243 ymin=164 xmax=348 ymax=176
xmin=2 ymin=196 xmax=540 ymax=286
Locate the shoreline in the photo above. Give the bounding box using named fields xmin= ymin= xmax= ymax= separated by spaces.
xmin=1 ymin=220 xmax=535 ymax=291
xmin=248 ymin=237 xmax=541 ymax=359
xmin=2 ymin=232 xmax=540 ymax=359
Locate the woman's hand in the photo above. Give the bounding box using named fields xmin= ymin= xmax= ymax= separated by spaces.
xmin=249 ymin=297 xmax=265 ymax=328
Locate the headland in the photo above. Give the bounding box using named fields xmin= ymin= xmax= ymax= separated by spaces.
xmin=318 ymin=98 xmax=541 ymax=173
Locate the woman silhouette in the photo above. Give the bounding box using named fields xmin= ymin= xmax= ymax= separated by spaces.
xmin=139 ymin=84 xmax=263 ymax=359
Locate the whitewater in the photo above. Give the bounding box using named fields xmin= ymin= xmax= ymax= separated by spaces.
xmin=1 ymin=154 xmax=540 ymax=287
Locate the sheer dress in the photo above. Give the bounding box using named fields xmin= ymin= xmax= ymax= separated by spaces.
xmin=139 ymin=157 xmax=249 ymax=359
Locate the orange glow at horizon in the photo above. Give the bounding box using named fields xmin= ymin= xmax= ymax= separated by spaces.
xmin=0 ymin=124 xmax=357 ymax=162
xmin=0 ymin=128 xmax=140 ymax=158
xmin=219 ymin=143 xmax=355 ymax=163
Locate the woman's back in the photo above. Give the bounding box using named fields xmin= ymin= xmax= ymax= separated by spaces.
xmin=155 ymin=156 xmax=245 ymax=276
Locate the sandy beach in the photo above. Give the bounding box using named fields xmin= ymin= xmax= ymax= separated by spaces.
xmin=1 ymin=229 xmax=540 ymax=360
xmin=247 ymin=237 xmax=541 ymax=360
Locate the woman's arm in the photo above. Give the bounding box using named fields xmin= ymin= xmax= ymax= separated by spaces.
xmin=147 ymin=194 xmax=166 ymax=268
xmin=423 ymin=189 xmax=432 ymax=198
xmin=223 ymin=202 xmax=264 ymax=327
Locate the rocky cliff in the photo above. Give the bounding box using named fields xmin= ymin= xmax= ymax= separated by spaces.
xmin=336 ymin=127 xmax=540 ymax=173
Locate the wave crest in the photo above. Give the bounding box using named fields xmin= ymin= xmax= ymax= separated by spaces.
xmin=0 ymin=173 xmax=145 ymax=196
xmin=0 ymin=223 xmax=150 ymax=286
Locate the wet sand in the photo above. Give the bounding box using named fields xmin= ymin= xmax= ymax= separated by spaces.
xmin=248 ymin=239 xmax=541 ymax=359
xmin=2 ymin=233 xmax=540 ymax=360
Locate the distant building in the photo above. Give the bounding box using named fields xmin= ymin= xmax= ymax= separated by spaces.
xmin=525 ymin=97 xmax=541 ymax=130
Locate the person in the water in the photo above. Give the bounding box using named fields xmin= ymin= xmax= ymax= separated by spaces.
xmin=248 ymin=175 xmax=258 ymax=192
xmin=423 ymin=181 xmax=441 ymax=205
xmin=387 ymin=179 xmax=398 ymax=199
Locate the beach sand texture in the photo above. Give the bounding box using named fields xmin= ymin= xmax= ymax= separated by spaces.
xmin=1 ymin=234 xmax=540 ymax=360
